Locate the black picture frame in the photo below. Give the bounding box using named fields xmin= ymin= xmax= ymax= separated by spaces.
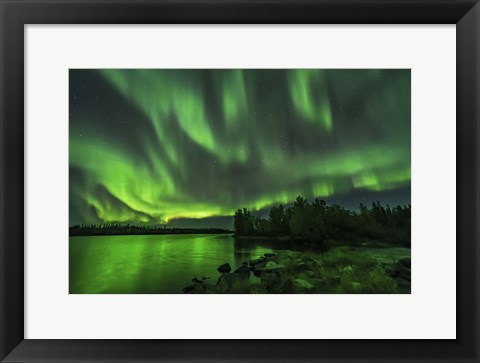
xmin=1 ymin=0 xmax=479 ymax=362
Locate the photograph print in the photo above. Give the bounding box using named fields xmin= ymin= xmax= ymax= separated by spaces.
xmin=69 ymin=69 xmax=411 ymax=294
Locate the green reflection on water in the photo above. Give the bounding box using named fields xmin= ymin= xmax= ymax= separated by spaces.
xmin=69 ymin=234 xmax=274 ymax=294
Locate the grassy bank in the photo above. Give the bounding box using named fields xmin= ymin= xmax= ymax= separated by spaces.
xmin=183 ymin=246 xmax=411 ymax=294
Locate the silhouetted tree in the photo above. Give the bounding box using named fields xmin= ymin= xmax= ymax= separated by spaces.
xmin=232 ymin=196 xmax=411 ymax=247
xmin=268 ymin=204 xmax=285 ymax=234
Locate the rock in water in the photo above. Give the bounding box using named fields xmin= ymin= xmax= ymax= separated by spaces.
xmin=233 ymin=265 xmax=251 ymax=278
xmin=183 ymin=277 xmax=215 ymax=294
xmin=254 ymin=262 xmax=287 ymax=277
xmin=264 ymin=253 xmax=277 ymax=262
xmin=249 ymin=257 xmax=267 ymax=268
xmin=217 ymin=263 xmax=231 ymax=273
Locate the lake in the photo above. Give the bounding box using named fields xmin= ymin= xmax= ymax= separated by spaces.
xmin=69 ymin=234 xmax=280 ymax=294
xmin=70 ymin=234 xmax=411 ymax=294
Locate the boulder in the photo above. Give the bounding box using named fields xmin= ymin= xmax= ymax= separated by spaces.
xmin=254 ymin=262 xmax=287 ymax=277
xmin=249 ymin=257 xmax=267 ymax=268
xmin=183 ymin=276 xmax=215 ymax=293
xmin=233 ymin=265 xmax=251 ymax=278
xmin=182 ymin=284 xmax=197 ymax=293
xmin=183 ymin=281 xmax=215 ymax=294
xmin=217 ymin=263 xmax=231 ymax=273
xmin=217 ymin=273 xmax=237 ymax=287
xmin=263 ymin=253 xmax=277 ymax=263
xmin=216 ymin=272 xmax=250 ymax=293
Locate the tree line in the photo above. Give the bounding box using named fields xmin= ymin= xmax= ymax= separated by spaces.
xmin=234 ymin=197 xmax=411 ymax=246
xmin=69 ymin=223 xmax=232 ymax=237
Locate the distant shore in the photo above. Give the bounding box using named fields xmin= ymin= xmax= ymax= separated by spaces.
xmin=69 ymin=224 xmax=233 ymax=237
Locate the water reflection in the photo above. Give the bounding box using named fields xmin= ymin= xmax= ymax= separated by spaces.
xmin=69 ymin=234 xmax=279 ymax=294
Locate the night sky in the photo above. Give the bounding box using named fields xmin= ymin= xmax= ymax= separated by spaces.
xmin=69 ymin=69 xmax=411 ymax=228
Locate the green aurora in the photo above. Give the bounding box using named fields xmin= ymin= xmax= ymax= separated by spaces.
xmin=69 ymin=69 xmax=410 ymax=227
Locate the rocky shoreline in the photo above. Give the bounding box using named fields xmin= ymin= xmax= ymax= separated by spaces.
xmin=182 ymin=250 xmax=411 ymax=294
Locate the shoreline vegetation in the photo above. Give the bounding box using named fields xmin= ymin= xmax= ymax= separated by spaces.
xmin=183 ymin=196 xmax=411 ymax=294
xmin=183 ymin=249 xmax=411 ymax=294
xmin=234 ymin=197 xmax=410 ymax=248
